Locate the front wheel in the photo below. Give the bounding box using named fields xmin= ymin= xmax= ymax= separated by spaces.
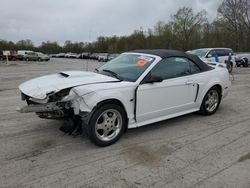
xmin=199 ymin=87 xmax=221 ymax=115
xmin=88 ymin=103 xmax=126 ymax=147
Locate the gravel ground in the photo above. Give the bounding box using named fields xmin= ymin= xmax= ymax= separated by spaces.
xmin=0 ymin=58 xmax=250 ymax=188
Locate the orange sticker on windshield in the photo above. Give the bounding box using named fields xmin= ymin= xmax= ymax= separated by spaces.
xmin=136 ymin=60 xmax=148 ymax=67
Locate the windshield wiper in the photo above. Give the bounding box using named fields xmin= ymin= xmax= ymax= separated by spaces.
xmin=102 ymin=69 xmax=123 ymax=81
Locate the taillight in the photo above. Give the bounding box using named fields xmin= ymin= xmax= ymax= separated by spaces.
xmin=224 ymin=60 xmax=227 ymax=64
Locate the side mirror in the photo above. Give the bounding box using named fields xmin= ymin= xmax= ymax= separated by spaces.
xmin=145 ymin=75 xmax=163 ymax=84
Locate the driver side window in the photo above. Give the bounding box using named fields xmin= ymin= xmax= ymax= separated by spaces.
xmin=151 ymin=57 xmax=191 ymax=80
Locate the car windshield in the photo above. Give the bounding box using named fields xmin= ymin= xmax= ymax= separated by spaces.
xmin=97 ymin=54 xmax=155 ymax=82
xmin=187 ymin=49 xmax=209 ymax=58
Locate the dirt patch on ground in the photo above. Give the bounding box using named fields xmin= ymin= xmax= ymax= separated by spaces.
xmin=120 ymin=143 xmax=176 ymax=167
xmin=6 ymin=140 xmax=56 ymax=162
xmin=121 ymin=145 xmax=161 ymax=167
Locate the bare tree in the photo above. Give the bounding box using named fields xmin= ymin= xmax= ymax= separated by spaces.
xmin=170 ymin=7 xmax=208 ymax=50
xmin=217 ymin=0 xmax=250 ymax=51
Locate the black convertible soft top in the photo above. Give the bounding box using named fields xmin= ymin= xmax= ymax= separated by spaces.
xmin=131 ymin=49 xmax=211 ymax=71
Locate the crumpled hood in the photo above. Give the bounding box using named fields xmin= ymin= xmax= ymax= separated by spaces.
xmin=19 ymin=71 xmax=118 ymax=99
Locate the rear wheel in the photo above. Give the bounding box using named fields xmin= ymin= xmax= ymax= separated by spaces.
xmin=199 ymin=86 xmax=221 ymax=115
xmin=88 ymin=103 xmax=126 ymax=147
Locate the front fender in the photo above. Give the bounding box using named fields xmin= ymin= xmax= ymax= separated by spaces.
xmin=72 ymin=88 xmax=135 ymax=122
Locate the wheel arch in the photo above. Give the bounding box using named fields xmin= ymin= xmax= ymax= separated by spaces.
xmin=95 ymin=99 xmax=129 ymax=132
xmin=212 ymin=84 xmax=222 ymax=95
xmin=199 ymin=83 xmax=222 ymax=109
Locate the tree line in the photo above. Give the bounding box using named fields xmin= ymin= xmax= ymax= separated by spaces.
xmin=0 ymin=0 xmax=249 ymax=54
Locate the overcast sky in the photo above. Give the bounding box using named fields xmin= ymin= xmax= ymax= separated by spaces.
xmin=0 ymin=0 xmax=223 ymax=45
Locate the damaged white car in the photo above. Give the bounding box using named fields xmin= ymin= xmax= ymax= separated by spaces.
xmin=18 ymin=50 xmax=231 ymax=146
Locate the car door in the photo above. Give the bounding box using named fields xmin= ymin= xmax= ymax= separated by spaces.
xmin=136 ymin=57 xmax=199 ymax=123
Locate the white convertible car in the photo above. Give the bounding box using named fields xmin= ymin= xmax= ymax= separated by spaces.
xmin=18 ymin=50 xmax=231 ymax=146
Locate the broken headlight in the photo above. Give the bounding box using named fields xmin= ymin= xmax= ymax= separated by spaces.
xmin=49 ymin=88 xmax=71 ymax=102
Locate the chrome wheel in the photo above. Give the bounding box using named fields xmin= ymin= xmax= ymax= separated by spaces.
xmin=205 ymin=90 xmax=219 ymax=113
xmin=95 ymin=109 xmax=122 ymax=142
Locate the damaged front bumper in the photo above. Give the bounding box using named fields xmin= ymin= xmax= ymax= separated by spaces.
xmin=17 ymin=100 xmax=92 ymax=122
xmin=16 ymin=102 xmax=69 ymax=120
xmin=17 ymin=102 xmax=62 ymax=113
xmin=18 ymin=89 xmax=94 ymax=122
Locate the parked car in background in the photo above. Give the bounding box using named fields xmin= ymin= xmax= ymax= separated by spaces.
xmin=18 ymin=49 xmax=231 ymax=146
xmin=64 ymin=53 xmax=79 ymax=58
xmin=56 ymin=53 xmax=66 ymax=58
xmin=36 ymin=52 xmax=50 ymax=61
xmin=14 ymin=53 xmax=24 ymax=61
xmin=235 ymin=53 xmax=250 ymax=67
xmin=187 ymin=48 xmax=236 ymax=73
xmin=108 ymin=53 xmax=120 ymax=61
xmin=1 ymin=50 xmax=23 ymax=60
xmin=50 ymin=54 xmax=57 ymax=58
xmin=18 ymin=50 xmax=33 ymax=56
xmin=89 ymin=53 xmax=99 ymax=60
xmin=0 ymin=51 xmax=3 ymax=60
xmin=79 ymin=52 xmax=90 ymax=59
xmin=23 ymin=52 xmax=39 ymax=61
xmin=98 ymin=53 xmax=109 ymax=62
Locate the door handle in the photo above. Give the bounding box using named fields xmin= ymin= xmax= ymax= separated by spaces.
xmin=186 ymin=81 xmax=194 ymax=85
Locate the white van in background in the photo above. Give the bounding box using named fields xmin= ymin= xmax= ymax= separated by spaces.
xmin=17 ymin=50 xmax=33 ymax=56
xmin=187 ymin=48 xmax=236 ymax=72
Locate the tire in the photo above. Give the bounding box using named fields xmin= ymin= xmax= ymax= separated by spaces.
xmin=88 ymin=103 xmax=126 ymax=147
xmin=244 ymin=61 xmax=249 ymax=67
xmin=199 ymin=86 xmax=221 ymax=115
